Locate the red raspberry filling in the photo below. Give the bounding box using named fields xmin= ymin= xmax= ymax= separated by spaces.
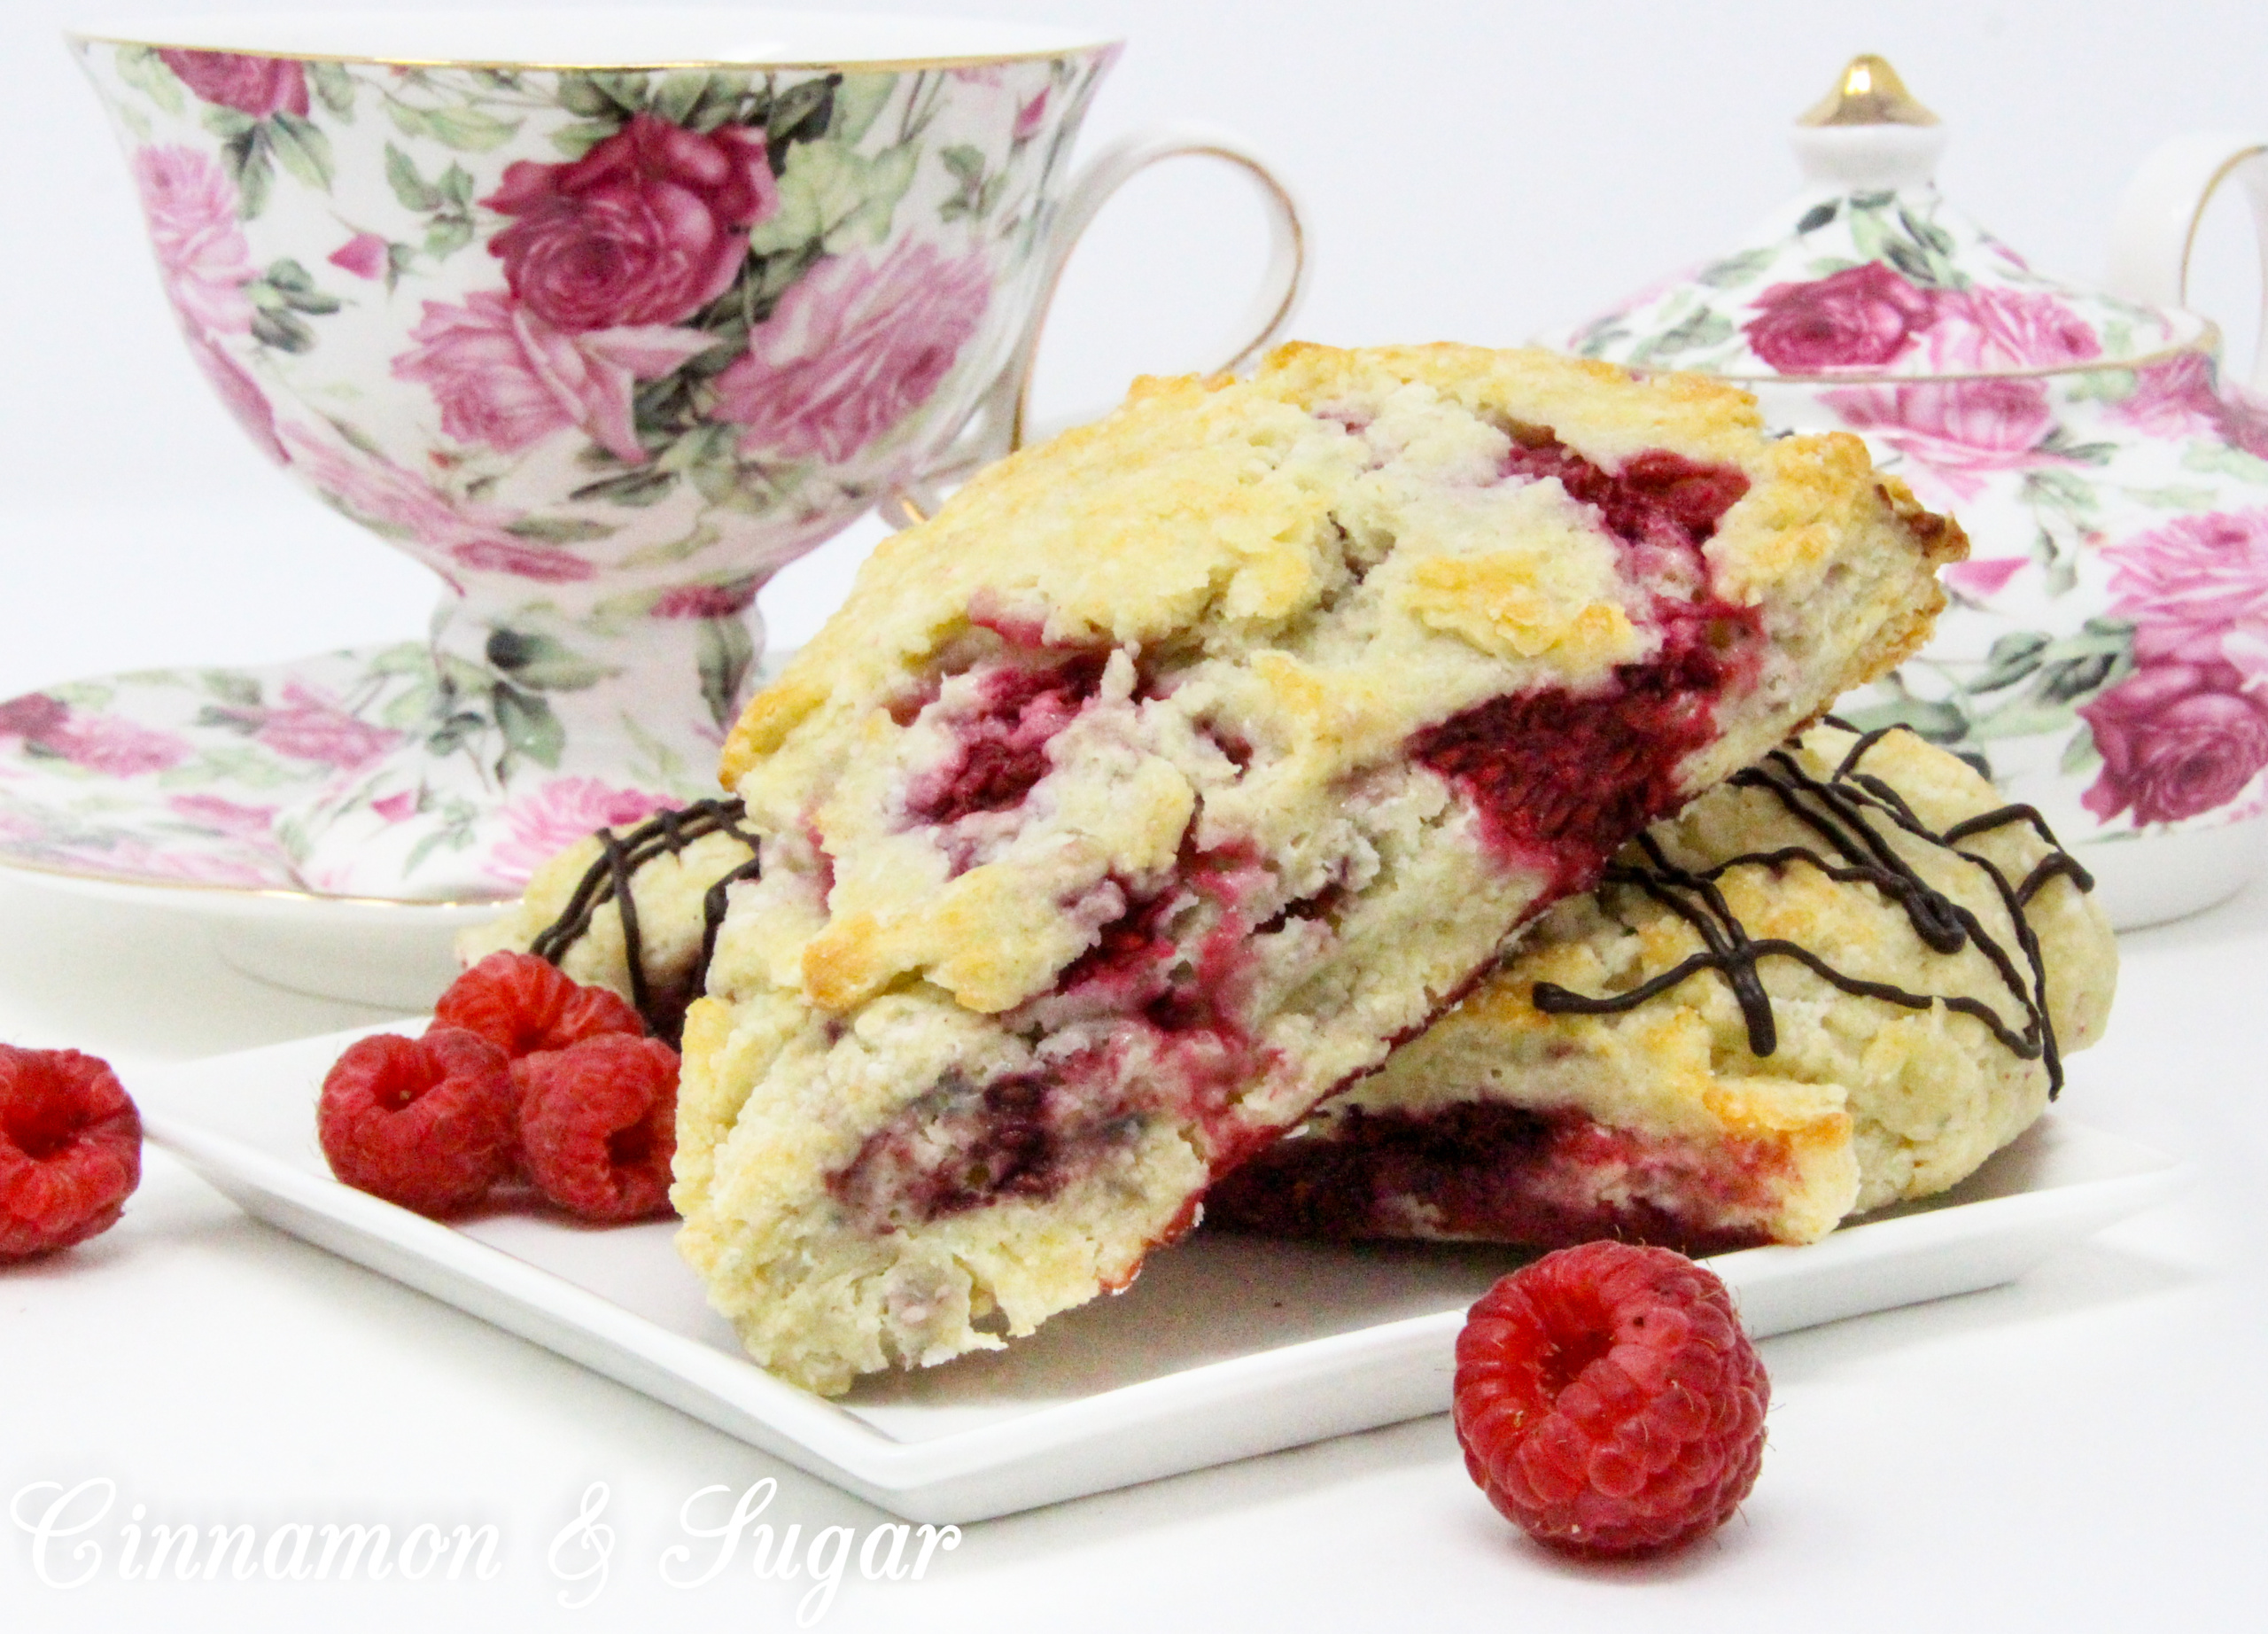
xmin=1455 ymin=1241 xmax=1769 ymax=1556
xmin=1503 ymin=440 xmax=1751 ymax=555
xmin=904 ymin=653 xmax=1109 ymax=827
xmin=1419 ymin=439 xmax=1760 ymax=899
xmin=1055 ymin=874 xmax=1183 ymax=998
xmin=835 ymin=436 xmax=1762 ymax=1234
xmin=827 ymin=1060 xmax=1140 ymax=1226
xmin=518 ymin=1034 xmax=681 ymax=1222
xmin=827 ymin=847 xmax=1274 ymax=1228
xmin=1205 ymin=1101 xmax=1783 ymax=1256
xmin=0 ymin=1046 xmax=142 ymax=1260
xmin=318 ymin=1029 xmax=517 ymax=1217
xmin=1058 ymin=844 xmax=1266 ymax=1041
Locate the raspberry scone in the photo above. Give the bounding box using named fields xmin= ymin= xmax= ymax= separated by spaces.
xmin=456 ymin=799 xmax=760 ymax=1045
xmin=1208 ymin=723 xmax=2117 ymax=1253
xmin=676 ymin=342 xmax=1962 ymax=1394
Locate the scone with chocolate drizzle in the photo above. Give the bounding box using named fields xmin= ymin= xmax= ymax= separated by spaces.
xmin=1206 ymin=722 xmax=2117 ymax=1252
xmin=678 ymin=342 xmax=1962 ymax=1395
xmin=458 ymin=798 xmax=760 ymax=1047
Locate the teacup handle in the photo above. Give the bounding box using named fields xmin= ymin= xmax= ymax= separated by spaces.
xmin=2107 ymin=131 xmax=2268 ymax=392
xmin=883 ymin=122 xmax=1308 ymax=525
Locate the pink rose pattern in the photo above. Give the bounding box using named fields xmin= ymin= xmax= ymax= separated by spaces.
xmin=1756 ymin=262 xmax=2268 ymax=830
xmin=485 ymin=778 xmax=674 ymax=885
xmin=0 ymin=649 xmax=501 ymax=891
xmin=2079 ymin=663 xmax=2268 ymax=826
xmin=364 ymin=101 xmax=1008 ymax=570
xmin=2099 ymin=510 xmax=2268 ymax=680
xmin=252 ymin=681 xmax=404 ymax=771
xmin=281 ymin=424 xmax=596 ymax=587
xmin=2109 ymin=353 xmax=2268 ymax=459
xmin=1743 ymin=263 xmax=1938 ymax=373
xmin=0 ymin=695 xmax=69 ymax=742
xmin=1826 ymin=375 xmax=2056 ymax=504
xmin=131 ymin=145 xmax=256 ymax=336
xmin=392 ymin=292 xmax=713 ymax=464
xmin=188 ymin=333 xmax=287 ymax=463
xmin=1574 ymin=185 xmax=2185 ymax=381
xmin=157 ymin=51 xmax=308 ymax=120
xmin=129 ymin=145 xmax=289 ymax=465
xmin=165 ymin=793 xmax=280 ymax=842
xmin=1746 ymin=262 xmax=2101 ymax=382
xmin=485 ymin=115 xmax=779 ymax=332
xmin=5 ymin=684 xmax=396 ymax=791
xmin=52 ymin=716 xmax=191 ymax=778
xmin=1939 ymin=556 xmax=2029 ymax=600
xmin=650 ymin=579 xmax=760 ymax=619
xmin=1564 ymin=191 xmax=2268 ymax=843
xmin=2 ymin=697 xmax=190 ymax=779
xmin=82 ymin=44 xmax=1108 ymax=893
xmin=0 ymin=774 xmax=274 ymax=888
xmin=2076 ymin=510 xmax=2268 ymax=825
xmin=713 ymin=240 xmax=993 ymax=463
xmin=108 ymin=57 xmax=1072 ymax=593
xmin=1820 ymin=289 xmax=2104 ymax=504
xmin=329 ymin=232 xmax=388 ymax=281
xmin=1943 ymin=285 xmax=2102 ymax=370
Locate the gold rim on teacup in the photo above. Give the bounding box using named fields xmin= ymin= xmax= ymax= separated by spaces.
xmin=68 ymin=7 xmax=1117 ymax=73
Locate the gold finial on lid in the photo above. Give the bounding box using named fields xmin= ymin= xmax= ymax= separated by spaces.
xmin=1798 ymin=54 xmax=1939 ymax=128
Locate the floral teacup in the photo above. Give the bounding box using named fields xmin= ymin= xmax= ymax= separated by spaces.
xmin=1556 ymin=57 xmax=2268 ymax=927
xmin=71 ymin=9 xmax=1304 ymax=899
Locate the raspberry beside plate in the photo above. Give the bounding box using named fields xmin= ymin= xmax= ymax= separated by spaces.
xmin=0 ymin=1045 xmax=143 ymax=1260
xmin=1453 ymin=1241 xmax=1769 ymax=1555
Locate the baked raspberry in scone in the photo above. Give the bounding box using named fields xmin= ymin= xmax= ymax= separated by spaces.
xmin=675 ymin=343 xmax=1962 ymax=1395
xmin=1207 ymin=723 xmax=2117 ymax=1252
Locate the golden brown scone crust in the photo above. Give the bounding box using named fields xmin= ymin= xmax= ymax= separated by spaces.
xmin=679 ymin=343 xmax=1961 ymax=1394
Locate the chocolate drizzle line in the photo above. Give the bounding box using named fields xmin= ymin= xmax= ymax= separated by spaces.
xmin=528 ymin=797 xmax=763 ymax=1044
xmin=1530 ymin=724 xmax=2093 ymax=1096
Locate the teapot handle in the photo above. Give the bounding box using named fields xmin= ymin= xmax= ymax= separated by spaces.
xmin=2107 ymin=132 xmax=2268 ymax=392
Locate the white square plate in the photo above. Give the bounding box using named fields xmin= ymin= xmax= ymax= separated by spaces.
xmin=139 ymin=1027 xmax=2180 ymax=1521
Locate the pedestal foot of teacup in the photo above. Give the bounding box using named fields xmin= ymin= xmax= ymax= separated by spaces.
xmin=271 ymin=610 xmax=763 ymax=900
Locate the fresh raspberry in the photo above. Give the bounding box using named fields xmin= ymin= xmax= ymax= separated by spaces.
xmin=517 ymin=1035 xmax=680 ymax=1222
xmin=0 ymin=1047 xmax=142 ymax=1261
xmin=317 ymin=1029 xmax=516 ymax=1217
xmin=431 ymin=952 xmax=643 ymax=1058
xmin=1453 ymin=1241 xmax=1768 ymax=1556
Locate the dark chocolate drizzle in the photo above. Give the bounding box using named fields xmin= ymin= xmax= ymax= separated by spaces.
xmin=1530 ymin=723 xmax=2093 ymax=1096
xmin=528 ymin=797 xmax=762 ymax=1045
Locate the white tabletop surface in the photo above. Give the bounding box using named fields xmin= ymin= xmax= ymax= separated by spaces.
xmin=8 ymin=0 xmax=2268 ymax=1623
xmin=4 ymin=502 xmax=2266 ymax=1627
xmin=3 ymin=820 xmax=2264 ymax=1630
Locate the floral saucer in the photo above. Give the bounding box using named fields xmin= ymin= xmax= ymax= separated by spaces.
xmin=0 ymin=643 xmax=770 ymax=1006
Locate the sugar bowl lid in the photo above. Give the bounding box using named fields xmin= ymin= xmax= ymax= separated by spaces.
xmin=1560 ymin=55 xmax=2205 ymax=380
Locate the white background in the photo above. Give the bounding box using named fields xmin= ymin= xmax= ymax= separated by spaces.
xmin=3 ymin=4 xmax=2268 ymax=1631
xmin=4 ymin=0 xmax=2267 ymax=689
